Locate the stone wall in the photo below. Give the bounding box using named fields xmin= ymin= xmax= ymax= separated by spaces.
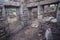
xmin=22 ymin=0 xmax=60 ymax=40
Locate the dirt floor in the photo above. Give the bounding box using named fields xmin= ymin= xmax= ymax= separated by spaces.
xmin=8 ymin=26 xmax=41 ymax=40
xmin=7 ymin=19 xmax=43 ymax=40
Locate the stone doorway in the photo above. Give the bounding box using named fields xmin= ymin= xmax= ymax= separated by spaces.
xmin=43 ymin=4 xmax=57 ymax=18
xmin=5 ymin=6 xmax=21 ymax=34
xmin=6 ymin=8 xmax=17 ymax=23
xmin=28 ymin=6 xmax=38 ymax=21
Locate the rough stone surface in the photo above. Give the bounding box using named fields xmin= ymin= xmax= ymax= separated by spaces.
xmin=9 ymin=26 xmax=40 ymax=40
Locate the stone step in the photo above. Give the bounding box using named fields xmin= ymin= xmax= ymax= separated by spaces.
xmin=0 ymin=34 xmax=7 ymax=40
xmin=0 ymin=29 xmax=5 ymax=33
xmin=0 ymin=27 xmax=4 ymax=29
xmin=0 ymin=26 xmax=8 ymax=40
xmin=0 ymin=33 xmax=6 ymax=37
xmin=53 ymin=35 xmax=60 ymax=40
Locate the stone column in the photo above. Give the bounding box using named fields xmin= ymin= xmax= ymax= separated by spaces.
xmin=38 ymin=5 xmax=44 ymax=22
xmin=57 ymin=3 xmax=60 ymax=22
xmin=16 ymin=8 xmax=19 ymax=20
xmin=20 ymin=4 xmax=24 ymax=17
xmin=21 ymin=4 xmax=25 ymax=27
xmin=53 ymin=3 xmax=60 ymax=40
xmin=2 ymin=6 xmax=10 ymax=36
xmin=2 ymin=6 xmax=6 ymax=18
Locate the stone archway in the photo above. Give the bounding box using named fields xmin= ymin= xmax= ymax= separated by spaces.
xmin=28 ymin=6 xmax=38 ymax=21
xmin=5 ymin=6 xmax=21 ymax=34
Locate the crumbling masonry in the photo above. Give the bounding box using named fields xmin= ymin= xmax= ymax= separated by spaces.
xmin=0 ymin=0 xmax=60 ymax=40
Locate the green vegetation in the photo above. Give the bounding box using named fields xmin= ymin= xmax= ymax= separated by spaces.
xmin=9 ymin=8 xmax=16 ymax=12
xmin=50 ymin=5 xmax=55 ymax=10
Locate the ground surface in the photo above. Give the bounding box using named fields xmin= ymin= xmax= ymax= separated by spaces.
xmin=9 ymin=20 xmax=41 ymax=40
xmin=9 ymin=26 xmax=40 ymax=40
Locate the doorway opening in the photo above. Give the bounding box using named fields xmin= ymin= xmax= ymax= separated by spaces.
xmin=43 ymin=4 xmax=57 ymax=18
xmin=28 ymin=6 xmax=38 ymax=21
